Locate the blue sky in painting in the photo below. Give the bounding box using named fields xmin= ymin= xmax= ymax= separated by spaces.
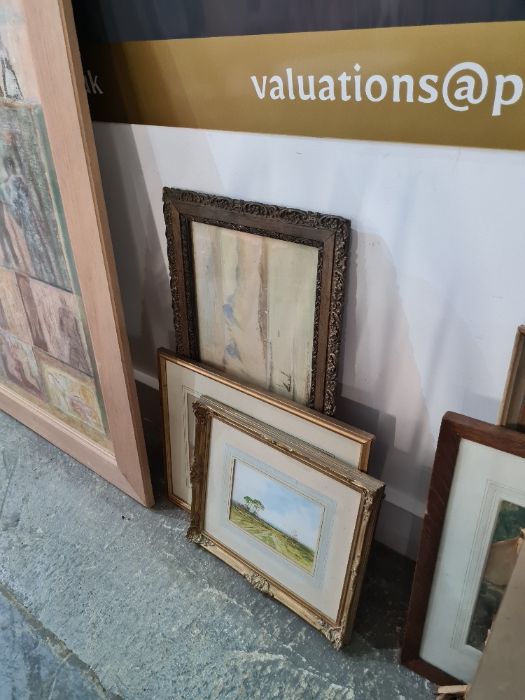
xmin=231 ymin=459 xmax=324 ymax=550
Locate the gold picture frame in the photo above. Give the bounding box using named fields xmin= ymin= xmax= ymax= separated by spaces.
xmin=498 ymin=325 xmax=525 ymax=432
xmin=187 ymin=396 xmax=384 ymax=649
xmin=158 ymin=350 xmax=374 ymax=510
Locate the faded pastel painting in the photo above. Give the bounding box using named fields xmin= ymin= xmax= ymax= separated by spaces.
xmin=0 ymin=8 xmax=110 ymax=449
xmin=38 ymin=353 xmax=106 ymax=438
xmin=0 ymin=329 xmax=42 ymax=399
xmin=0 ymin=266 xmax=32 ymax=342
xmin=0 ymin=106 xmax=71 ymax=289
xmin=467 ymin=500 xmax=525 ymax=650
xmin=192 ymin=222 xmax=318 ymax=405
xmin=229 ymin=459 xmax=324 ymax=573
xmin=19 ymin=276 xmax=92 ymax=375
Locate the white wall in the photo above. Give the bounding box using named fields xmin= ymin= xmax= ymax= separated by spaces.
xmin=93 ymin=122 xmax=525 ymax=558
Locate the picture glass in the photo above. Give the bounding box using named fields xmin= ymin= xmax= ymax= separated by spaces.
xmin=191 ymin=221 xmax=318 ymax=405
xmin=467 ymin=499 xmax=525 ymax=650
xmin=0 ymin=1 xmax=110 ymax=448
xmin=229 ymin=458 xmax=324 ymax=574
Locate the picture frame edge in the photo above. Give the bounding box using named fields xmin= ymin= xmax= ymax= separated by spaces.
xmin=323 ymin=221 xmax=350 ymax=416
xmin=0 ymin=381 xmax=146 ymax=503
xmin=56 ymin=0 xmax=153 ymax=504
xmin=163 ymin=187 xmax=350 ymax=235
xmin=340 ymin=483 xmax=384 ymax=646
xmin=158 ymin=349 xmax=374 ymax=443
xmin=497 ymin=324 xmax=525 ymax=428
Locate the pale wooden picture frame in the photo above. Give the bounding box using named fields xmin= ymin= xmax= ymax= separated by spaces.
xmin=158 ymin=350 xmax=374 ymax=510
xmin=0 ymin=0 xmax=152 ymax=505
xmin=188 ymin=396 xmax=384 ymax=648
xmin=498 ymin=325 xmax=525 ymax=432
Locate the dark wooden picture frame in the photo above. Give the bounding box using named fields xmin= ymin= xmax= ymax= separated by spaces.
xmin=401 ymin=412 xmax=525 ymax=685
xmin=162 ymin=189 xmax=349 ymax=415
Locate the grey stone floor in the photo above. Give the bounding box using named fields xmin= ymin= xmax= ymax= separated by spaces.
xmin=0 ymin=410 xmax=435 ymax=699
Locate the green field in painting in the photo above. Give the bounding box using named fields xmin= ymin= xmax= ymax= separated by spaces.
xmin=229 ymin=502 xmax=315 ymax=572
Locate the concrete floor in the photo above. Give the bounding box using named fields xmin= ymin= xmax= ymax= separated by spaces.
xmin=0 ymin=409 xmax=435 ymax=699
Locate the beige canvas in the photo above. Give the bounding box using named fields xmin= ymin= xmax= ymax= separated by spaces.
xmin=192 ymin=222 xmax=318 ymax=405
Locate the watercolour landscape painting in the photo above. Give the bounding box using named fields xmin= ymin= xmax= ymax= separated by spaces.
xmin=229 ymin=458 xmax=324 ymax=573
xmin=192 ymin=222 xmax=318 ymax=406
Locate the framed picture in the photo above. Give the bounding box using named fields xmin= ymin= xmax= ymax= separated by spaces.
xmin=158 ymin=350 xmax=373 ymax=509
xmin=498 ymin=325 xmax=525 ymax=432
xmin=187 ymin=396 xmax=384 ymax=648
xmin=0 ymin=0 xmax=152 ymax=505
xmin=401 ymin=412 xmax=525 ymax=684
xmin=163 ymin=188 xmax=349 ymax=415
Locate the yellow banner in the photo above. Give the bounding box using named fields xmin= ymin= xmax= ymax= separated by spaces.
xmin=83 ymin=21 xmax=525 ymax=150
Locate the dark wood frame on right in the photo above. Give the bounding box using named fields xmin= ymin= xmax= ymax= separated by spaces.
xmin=401 ymin=411 xmax=525 ymax=685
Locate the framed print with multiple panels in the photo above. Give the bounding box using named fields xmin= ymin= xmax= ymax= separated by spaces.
xmin=0 ymin=0 xmax=152 ymax=505
xmin=158 ymin=351 xmax=374 ymax=509
xmin=187 ymin=397 xmax=384 ymax=648
xmin=163 ymin=189 xmax=349 ymax=415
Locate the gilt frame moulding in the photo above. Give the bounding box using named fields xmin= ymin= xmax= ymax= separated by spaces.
xmin=162 ymin=188 xmax=350 ymax=415
xmin=498 ymin=325 xmax=525 ymax=432
xmin=187 ymin=396 xmax=384 ymax=648
xmin=158 ymin=350 xmax=374 ymax=510
xmin=0 ymin=0 xmax=152 ymax=505
xmin=401 ymin=413 xmax=525 ymax=685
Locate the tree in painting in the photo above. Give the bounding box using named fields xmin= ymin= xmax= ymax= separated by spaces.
xmin=243 ymin=496 xmax=265 ymax=517
xmin=229 ymin=459 xmax=324 ymax=574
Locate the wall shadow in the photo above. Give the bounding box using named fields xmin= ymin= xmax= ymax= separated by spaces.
xmin=94 ymin=123 xmax=174 ymax=376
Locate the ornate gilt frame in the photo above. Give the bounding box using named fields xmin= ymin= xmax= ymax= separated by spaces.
xmin=187 ymin=396 xmax=384 ymax=648
xmin=162 ymin=188 xmax=349 ymax=415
